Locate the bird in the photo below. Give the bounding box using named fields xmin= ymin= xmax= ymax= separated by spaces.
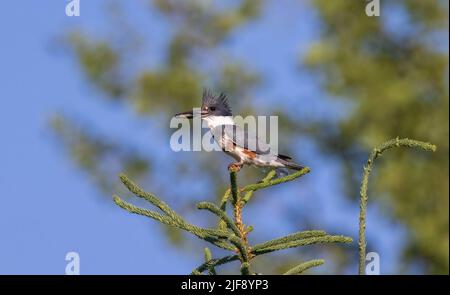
xmin=175 ymin=89 xmax=304 ymax=174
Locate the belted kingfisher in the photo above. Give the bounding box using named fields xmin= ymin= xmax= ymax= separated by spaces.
xmin=175 ymin=89 xmax=304 ymax=173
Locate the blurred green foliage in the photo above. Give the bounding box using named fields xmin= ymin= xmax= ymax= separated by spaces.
xmin=304 ymin=0 xmax=448 ymax=274
xmin=53 ymin=0 xmax=262 ymax=190
xmin=51 ymin=0 xmax=448 ymax=274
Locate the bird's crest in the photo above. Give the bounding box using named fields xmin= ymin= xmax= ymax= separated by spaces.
xmin=202 ymin=89 xmax=232 ymax=115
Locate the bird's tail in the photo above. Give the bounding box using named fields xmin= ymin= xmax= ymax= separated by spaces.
xmin=276 ymin=154 xmax=305 ymax=171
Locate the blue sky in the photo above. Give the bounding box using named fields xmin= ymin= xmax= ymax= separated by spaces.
xmin=0 ymin=0 xmax=408 ymax=274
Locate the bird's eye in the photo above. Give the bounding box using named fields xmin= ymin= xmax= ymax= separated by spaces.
xmin=210 ymin=107 xmax=216 ymax=111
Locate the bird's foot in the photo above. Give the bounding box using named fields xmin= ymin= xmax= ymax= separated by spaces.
xmin=228 ymin=162 xmax=243 ymax=172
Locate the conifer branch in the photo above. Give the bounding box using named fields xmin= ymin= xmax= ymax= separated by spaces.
xmin=240 ymin=262 xmax=251 ymax=275
xmin=114 ymin=163 xmax=351 ymax=275
xmin=251 ymin=230 xmax=327 ymax=250
xmin=204 ymin=247 xmax=216 ymax=275
xmin=227 ymin=167 xmax=253 ymax=274
xmin=113 ymin=195 xmax=179 ymax=227
xmin=189 ymin=233 xmax=348 ymax=274
xmin=113 ymin=137 xmax=436 ymax=274
xmin=358 ymin=137 xmax=436 ymax=275
xmin=229 ymin=170 xmax=240 ymax=206
xmin=119 ymin=174 xmax=183 ymax=223
xmin=283 ymin=259 xmax=325 ymax=275
xmin=191 ymin=254 xmax=240 ymax=274
xmin=252 ymin=235 xmax=352 ymax=255
xmin=242 ymin=167 xmax=310 ymax=193
xmin=261 ymin=169 xmax=278 ymax=182
xmin=219 ymin=189 xmax=231 ymax=211
xmin=242 ymin=170 xmax=277 ymax=204
xmin=197 ymin=202 xmax=241 ymax=237
xmin=113 ymin=191 xmax=235 ymax=251
xmin=221 ymin=167 xmax=308 ymax=206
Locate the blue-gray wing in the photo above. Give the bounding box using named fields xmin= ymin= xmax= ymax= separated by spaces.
xmin=211 ymin=124 xmax=271 ymax=155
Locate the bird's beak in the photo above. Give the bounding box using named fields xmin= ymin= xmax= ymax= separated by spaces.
xmin=200 ymin=110 xmax=209 ymax=117
xmin=175 ymin=110 xmax=194 ymax=119
xmin=175 ymin=109 xmax=209 ymax=119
